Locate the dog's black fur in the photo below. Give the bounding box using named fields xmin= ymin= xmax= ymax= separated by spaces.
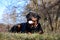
xmin=10 ymin=12 xmax=43 ymax=34
xmin=10 ymin=24 xmax=22 ymax=33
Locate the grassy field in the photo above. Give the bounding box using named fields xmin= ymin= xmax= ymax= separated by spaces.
xmin=0 ymin=32 xmax=60 ymax=40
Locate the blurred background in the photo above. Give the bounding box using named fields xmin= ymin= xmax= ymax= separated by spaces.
xmin=0 ymin=0 xmax=60 ymax=33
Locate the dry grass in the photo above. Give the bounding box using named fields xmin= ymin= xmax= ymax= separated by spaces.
xmin=0 ymin=32 xmax=60 ymax=40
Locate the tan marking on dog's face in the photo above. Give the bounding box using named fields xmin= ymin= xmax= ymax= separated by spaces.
xmin=31 ymin=17 xmax=38 ymax=24
xmin=18 ymin=25 xmax=21 ymax=28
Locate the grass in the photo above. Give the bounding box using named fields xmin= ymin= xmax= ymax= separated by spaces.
xmin=0 ymin=32 xmax=60 ymax=40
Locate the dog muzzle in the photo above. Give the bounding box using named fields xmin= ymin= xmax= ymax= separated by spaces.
xmin=28 ymin=21 xmax=34 ymax=24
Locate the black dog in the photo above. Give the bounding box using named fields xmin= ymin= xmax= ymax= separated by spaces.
xmin=25 ymin=12 xmax=43 ymax=34
xmin=10 ymin=24 xmax=23 ymax=33
xmin=10 ymin=12 xmax=43 ymax=34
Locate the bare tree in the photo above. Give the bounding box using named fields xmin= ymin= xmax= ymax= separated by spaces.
xmin=26 ymin=0 xmax=60 ymax=32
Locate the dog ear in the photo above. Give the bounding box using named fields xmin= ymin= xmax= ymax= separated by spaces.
xmin=37 ymin=15 xmax=41 ymax=19
xmin=33 ymin=13 xmax=41 ymax=20
xmin=26 ymin=12 xmax=41 ymax=20
xmin=26 ymin=13 xmax=29 ymax=19
xmin=26 ymin=12 xmax=32 ymax=19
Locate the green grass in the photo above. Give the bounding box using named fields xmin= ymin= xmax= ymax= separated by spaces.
xmin=0 ymin=32 xmax=60 ymax=40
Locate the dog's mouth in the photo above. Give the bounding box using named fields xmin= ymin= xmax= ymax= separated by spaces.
xmin=28 ymin=20 xmax=34 ymax=24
